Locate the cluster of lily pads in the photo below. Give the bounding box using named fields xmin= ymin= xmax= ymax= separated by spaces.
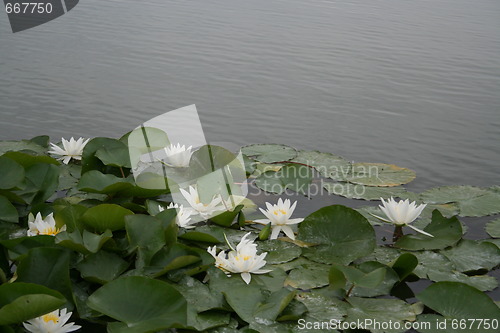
xmin=0 ymin=137 xmax=499 ymax=333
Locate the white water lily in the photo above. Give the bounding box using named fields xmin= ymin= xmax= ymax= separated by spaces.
xmin=27 ymin=212 xmax=66 ymax=236
xmin=372 ymin=197 xmax=433 ymax=237
xmin=180 ymin=186 xmax=225 ymax=219
xmin=207 ymin=232 xmax=271 ymax=284
xmin=158 ymin=203 xmax=196 ymax=229
xmin=163 ymin=143 xmax=193 ymax=168
xmin=23 ymin=308 xmax=81 ymax=333
xmin=254 ymin=198 xmax=304 ymax=240
xmin=48 ymin=137 xmax=89 ymax=164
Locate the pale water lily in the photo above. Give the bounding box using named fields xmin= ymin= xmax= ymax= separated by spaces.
xmin=372 ymin=197 xmax=433 ymax=237
xmin=27 ymin=212 xmax=66 ymax=236
xmin=163 ymin=143 xmax=193 ymax=168
xmin=207 ymin=232 xmax=271 ymax=284
xmin=23 ymin=308 xmax=81 ymax=333
xmin=48 ymin=137 xmax=90 ymax=164
xmin=180 ymin=186 xmax=225 ymax=219
xmin=158 ymin=203 xmax=196 ymax=229
xmin=254 ymin=198 xmax=304 ymax=240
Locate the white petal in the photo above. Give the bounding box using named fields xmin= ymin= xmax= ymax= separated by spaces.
xmin=241 ymin=272 xmax=252 ymax=284
xmin=281 ymin=225 xmax=295 ymax=240
xmin=270 ymin=226 xmax=281 ymax=240
xmin=407 ymin=224 xmax=434 ymax=237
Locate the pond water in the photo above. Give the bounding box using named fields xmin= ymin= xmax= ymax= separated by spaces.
xmin=1 ymin=0 xmax=499 ymax=298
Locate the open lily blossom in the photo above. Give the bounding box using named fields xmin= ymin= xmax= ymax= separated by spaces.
xmin=158 ymin=203 xmax=196 ymax=229
xmin=254 ymin=198 xmax=304 ymax=240
xmin=372 ymin=197 xmax=433 ymax=237
xmin=207 ymin=232 xmax=271 ymax=284
xmin=27 ymin=212 xmax=66 ymax=236
xmin=23 ymin=308 xmax=81 ymax=333
xmin=180 ymin=185 xmax=225 ymax=219
xmin=163 ymin=143 xmax=193 ymax=168
xmin=48 ymin=137 xmax=90 ymax=164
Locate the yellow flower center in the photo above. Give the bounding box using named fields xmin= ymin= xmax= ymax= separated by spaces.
xmin=42 ymin=313 xmax=59 ymax=323
xmin=40 ymin=226 xmax=60 ymax=236
xmin=235 ymin=256 xmax=251 ymax=261
xmin=273 ymin=209 xmax=287 ymax=216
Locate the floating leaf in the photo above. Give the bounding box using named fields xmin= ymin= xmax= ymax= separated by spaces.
xmin=346 ymin=162 xmax=416 ymax=187
xmin=77 ymin=251 xmax=129 ymax=284
xmin=82 ymin=204 xmax=134 ymax=232
xmin=345 ymin=297 xmax=422 ymax=333
xmin=420 ymin=185 xmax=500 ymax=217
xmin=258 ymin=240 xmax=302 ymax=264
xmin=417 ymin=282 xmax=500 ymax=333
xmin=241 ymin=144 xmax=297 ymax=163
xmin=0 ymin=157 xmax=24 ymax=190
xmin=81 ymin=138 xmax=127 ymax=173
xmin=78 ymin=170 xmax=133 ymax=194
xmin=298 ymin=205 xmax=376 ymax=265
xmin=394 ymin=210 xmax=462 ymax=250
xmin=324 ymin=182 xmax=408 ymax=200
xmin=87 ymin=276 xmax=187 ymax=331
xmin=0 ymin=196 xmax=18 ymax=223
xmin=2 ymin=151 xmax=58 ymax=169
xmin=285 ymin=263 xmax=330 ymax=289
xmin=290 ymin=150 xmax=351 ymax=181
xmin=254 ymin=164 xmax=313 ymax=195
xmin=95 ymin=141 xmax=131 ymax=168
xmin=485 ymin=218 xmax=500 ymax=238
xmin=126 ymin=214 xmax=166 ymax=269
xmin=0 ymin=140 xmax=46 ymax=155
xmin=0 ymin=283 xmax=65 ymax=325
xmin=440 ymin=239 xmax=500 ymax=272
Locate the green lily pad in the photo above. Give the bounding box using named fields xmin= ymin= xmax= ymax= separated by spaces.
xmin=417 ymin=282 xmax=500 ymax=333
xmin=345 ymin=163 xmax=416 ymax=187
xmin=285 ymin=263 xmax=330 ymax=289
xmin=77 ymin=251 xmax=129 ymax=284
xmin=78 ymin=170 xmax=133 ymax=194
xmin=440 ymin=239 xmax=500 ymax=272
xmin=298 ymin=205 xmax=376 ymax=265
xmin=0 ymin=196 xmax=18 ymax=223
xmin=0 ymin=140 xmax=46 ymax=155
xmin=324 ymin=182 xmax=408 ymax=200
xmin=290 ymin=150 xmax=351 ymax=181
xmin=0 ymin=157 xmax=24 ymax=190
xmin=394 ymin=210 xmax=462 ymax=250
xmin=345 ymin=297 xmax=423 ymax=333
xmin=420 ymin=185 xmax=500 ymax=217
xmin=254 ymin=164 xmax=313 ymax=195
xmin=87 ymin=276 xmax=187 ymax=331
xmin=82 ymin=204 xmax=134 ymax=232
xmin=241 ymin=144 xmax=297 ymax=163
xmin=486 ymin=218 xmax=500 ymax=238
xmin=0 ymin=283 xmax=66 ymax=325
xmin=258 ymin=240 xmax=302 ymax=264
xmin=296 ymin=291 xmax=348 ymax=325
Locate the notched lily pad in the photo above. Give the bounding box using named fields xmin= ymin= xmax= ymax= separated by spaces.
xmin=345 ymin=163 xmax=416 ymax=187
xmin=241 ymin=144 xmax=297 ymax=163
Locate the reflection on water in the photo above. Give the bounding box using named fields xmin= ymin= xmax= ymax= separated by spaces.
xmin=0 ymin=0 xmax=499 ymax=192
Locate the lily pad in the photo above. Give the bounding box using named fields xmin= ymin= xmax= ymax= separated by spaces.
xmin=485 ymin=218 xmax=500 ymax=238
xmin=285 ymin=263 xmax=330 ymax=289
xmin=241 ymin=144 xmax=297 ymax=163
xmin=290 ymin=150 xmax=351 ymax=181
xmin=345 ymin=297 xmax=422 ymax=333
xmin=324 ymin=182 xmax=408 ymax=200
xmin=258 ymin=240 xmax=302 ymax=264
xmin=394 ymin=210 xmax=462 ymax=250
xmin=254 ymin=164 xmax=312 ymax=195
xmin=87 ymin=276 xmax=187 ymax=331
xmin=298 ymin=205 xmax=376 ymax=265
xmin=440 ymin=239 xmax=500 ymax=272
xmin=420 ymin=185 xmax=500 ymax=217
xmin=81 ymin=204 xmax=134 ymax=232
xmin=345 ymin=163 xmax=416 ymax=187
xmin=417 ymin=282 xmax=500 ymax=333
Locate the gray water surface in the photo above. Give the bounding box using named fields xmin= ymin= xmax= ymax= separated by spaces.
xmin=1 ymin=0 xmax=499 ymax=192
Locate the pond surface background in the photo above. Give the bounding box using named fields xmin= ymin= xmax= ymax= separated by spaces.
xmin=1 ymin=0 xmax=499 ymax=193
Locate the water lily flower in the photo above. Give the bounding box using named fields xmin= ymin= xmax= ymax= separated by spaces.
xmin=207 ymin=232 xmax=271 ymax=284
xmin=27 ymin=212 xmax=66 ymax=236
xmin=254 ymin=198 xmax=304 ymax=240
xmin=158 ymin=203 xmax=196 ymax=229
xmin=163 ymin=143 xmax=193 ymax=168
xmin=48 ymin=137 xmax=90 ymax=164
xmin=23 ymin=308 xmax=81 ymax=333
xmin=372 ymin=197 xmax=433 ymax=237
xmin=180 ymin=186 xmax=225 ymax=219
